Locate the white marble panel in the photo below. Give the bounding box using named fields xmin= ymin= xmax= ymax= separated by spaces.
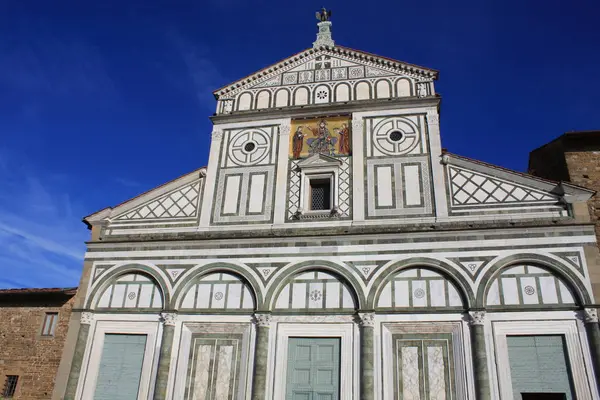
xmin=214 ymin=345 xmax=234 ymax=400
xmin=427 ymin=346 xmax=446 ymax=400
xmin=448 ymin=285 xmax=462 ymax=307
xmin=151 ymin=287 xmax=162 ymax=308
xmin=539 ymin=276 xmax=559 ymax=304
xmin=276 ymin=285 xmax=290 ymax=309
xmin=110 ymin=284 xmax=125 ymax=308
xmin=237 ymin=93 xmax=252 ymax=111
xmin=527 ymin=266 xmax=546 ymax=274
xmin=226 ymin=283 xmax=242 ymax=308
xmin=501 ymin=278 xmax=519 ymax=305
xmin=429 ymin=280 xmax=446 ymax=307
xmin=520 ymin=276 xmax=539 ymax=304
xmin=256 ymin=91 xmax=270 ymax=109
xmin=274 ymin=89 xmax=289 ymax=107
xmin=412 ymin=280 xmax=427 ymax=307
xmin=486 ymin=280 xmax=501 ymax=306
xmin=403 ymin=165 xmax=422 ymax=206
xmin=292 ymin=283 xmax=307 ymax=308
xmin=138 ymin=284 xmax=154 ymax=308
xmin=97 ymin=286 xmax=112 ymax=308
xmin=192 ymin=344 xmax=213 ymax=400
xmin=505 ymin=266 xmax=525 ymax=274
xmin=378 ymin=282 xmax=392 ymax=308
xmin=211 ymin=283 xmax=227 ymax=309
xmin=420 ymin=269 xmax=438 ymax=278
xmin=248 ymin=174 xmax=266 ymax=213
xmin=309 ymin=282 xmax=323 ymax=309
xmin=376 ymin=80 xmax=391 ymax=98
xmin=355 ymin=82 xmax=370 ymax=100
xmin=182 ymin=289 xmax=195 ymax=308
xmin=559 ymin=281 xmax=575 ymax=303
xmin=396 ymin=79 xmax=411 ymax=96
xmin=394 ymin=280 xmax=410 ymax=307
xmin=341 ymin=286 xmax=354 ymax=308
xmin=222 ymin=175 xmax=241 ymax=215
xmin=195 ymin=285 xmax=211 ymax=308
xmin=335 ymin=84 xmax=350 ymax=102
xmin=375 ymin=166 xmax=393 ymax=207
xmin=325 ymin=282 xmax=340 ymax=308
xmin=294 ymin=87 xmax=309 ymax=105
xmin=402 ymin=346 xmax=421 ymax=400
xmin=242 ymin=287 xmax=254 ymax=309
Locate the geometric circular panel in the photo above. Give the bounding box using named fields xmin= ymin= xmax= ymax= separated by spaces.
xmin=372 ymin=117 xmax=420 ymax=155
xmin=229 ymin=129 xmax=271 ymax=166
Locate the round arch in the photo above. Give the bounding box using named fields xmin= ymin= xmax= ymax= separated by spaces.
xmin=171 ymin=262 xmax=262 ymax=310
xmin=264 ymin=260 xmax=364 ymax=311
xmin=86 ymin=263 xmax=170 ymax=310
xmin=368 ymin=257 xmax=474 ymax=309
xmin=475 ymin=253 xmax=592 ymax=308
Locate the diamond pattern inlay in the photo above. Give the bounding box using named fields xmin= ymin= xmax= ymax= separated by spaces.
xmin=117 ymin=181 xmax=200 ymax=220
xmin=449 ymin=167 xmax=555 ymax=206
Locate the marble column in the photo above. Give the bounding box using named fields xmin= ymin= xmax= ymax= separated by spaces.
xmin=583 ymin=308 xmax=600 ymax=392
xmin=251 ymin=313 xmax=271 ymax=400
xmin=64 ymin=312 xmax=93 ymax=400
xmin=357 ymin=312 xmax=375 ymax=400
xmin=153 ymin=312 xmax=177 ymax=400
xmin=469 ymin=311 xmax=491 ymax=400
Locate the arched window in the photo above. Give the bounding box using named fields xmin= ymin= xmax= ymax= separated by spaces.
xmin=377 ymin=268 xmax=464 ymax=309
xmin=96 ymin=273 xmax=163 ymax=309
xmin=274 ymin=271 xmax=356 ymax=310
xmin=180 ymin=272 xmax=255 ymax=310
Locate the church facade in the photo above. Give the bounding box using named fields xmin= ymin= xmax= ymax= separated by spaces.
xmin=55 ymin=13 xmax=600 ymax=400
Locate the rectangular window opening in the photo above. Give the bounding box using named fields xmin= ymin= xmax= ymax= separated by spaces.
xmin=2 ymin=375 xmax=18 ymax=398
xmin=41 ymin=312 xmax=58 ymax=336
xmin=309 ymin=178 xmax=331 ymax=210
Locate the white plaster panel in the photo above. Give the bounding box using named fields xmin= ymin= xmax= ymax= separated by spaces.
xmin=98 ymin=287 xmax=112 ymax=308
xmin=292 ymin=283 xmax=307 ymax=308
xmin=335 ymin=83 xmax=350 ymax=102
xmin=539 ymin=276 xmax=559 ymax=304
xmin=237 ymin=92 xmax=252 ymax=111
xmin=376 ymin=80 xmax=391 ymax=99
xmin=196 ymin=286 xmax=211 ymax=308
xmin=355 ymin=81 xmax=370 ymax=100
xmin=375 ymin=166 xmax=393 ymax=207
xmin=394 ymin=281 xmax=410 ymax=307
xmin=274 ymin=89 xmax=289 ymax=107
xmin=110 ymin=285 xmax=125 ymax=308
xmin=429 ymin=280 xmax=446 ymax=307
xmin=137 ymin=284 xmax=152 ymax=308
xmin=256 ymin=91 xmax=270 ymax=109
xmin=379 ymin=282 xmax=392 ymax=308
xmin=325 ymin=282 xmax=340 ymax=308
xmin=294 ymin=87 xmax=309 ymax=105
xmin=227 ymin=284 xmax=242 ymax=309
xmin=501 ymin=278 xmax=519 ymax=305
xmin=396 ymin=78 xmax=412 ymax=96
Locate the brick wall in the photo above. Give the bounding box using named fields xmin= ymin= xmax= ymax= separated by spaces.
xmin=565 ymin=149 xmax=600 ymax=241
xmin=0 ymin=294 xmax=74 ymax=400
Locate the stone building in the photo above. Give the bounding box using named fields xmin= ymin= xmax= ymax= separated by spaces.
xmin=0 ymin=287 xmax=76 ymax=399
xmin=54 ymin=12 xmax=600 ymax=400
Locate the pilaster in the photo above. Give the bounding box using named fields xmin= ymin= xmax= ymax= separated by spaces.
xmin=251 ymin=313 xmax=271 ymax=400
xmin=64 ymin=312 xmax=93 ymax=400
xmin=199 ymin=128 xmax=224 ymax=227
xmin=426 ymin=108 xmax=449 ymax=219
xmin=357 ymin=312 xmax=375 ymax=400
xmin=274 ymin=121 xmax=291 ymax=224
xmin=153 ymin=312 xmax=177 ymax=400
xmin=583 ymin=308 xmax=600 ymax=393
xmin=468 ymin=311 xmax=491 ymax=400
xmin=351 ymin=117 xmax=365 ymax=221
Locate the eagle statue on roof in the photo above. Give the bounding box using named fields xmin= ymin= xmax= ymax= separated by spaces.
xmin=316 ymin=7 xmax=332 ymax=22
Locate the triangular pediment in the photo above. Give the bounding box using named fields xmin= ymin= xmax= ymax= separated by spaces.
xmin=445 ymin=154 xmax=593 ymax=209
xmin=297 ymin=153 xmax=342 ymax=168
xmin=213 ymin=46 xmax=438 ymax=99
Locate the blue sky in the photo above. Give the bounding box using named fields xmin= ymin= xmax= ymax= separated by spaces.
xmin=0 ymin=0 xmax=599 ymax=288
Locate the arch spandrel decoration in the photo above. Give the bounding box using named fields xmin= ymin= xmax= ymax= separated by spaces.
xmin=486 ymin=265 xmax=576 ymax=307
xmin=180 ymin=272 xmax=255 ymax=310
xmin=96 ymin=273 xmax=163 ymax=309
xmin=376 ymin=268 xmax=464 ymax=309
xmin=274 ymin=271 xmax=356 ymax=311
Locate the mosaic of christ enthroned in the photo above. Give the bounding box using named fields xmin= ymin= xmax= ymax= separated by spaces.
xmin=289 ymin=116 xmax=352 ymax=159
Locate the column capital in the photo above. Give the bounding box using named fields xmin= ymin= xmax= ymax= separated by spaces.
xmin=279 ymin=123 xmax=291 ymax=136
xmin=351 ymin=119 xmax=364 ymax=132
xmin=468 ymin=311 xmax=486 ymax=326
xmin=584 ymin=308 xmax=599 ymax=323
xmin=160 ymin=312 xmax=178 ymax=326
xmin=80 ymin=311 xmax=94 ymax=325
xmin=211 ymin=129 xmax=224 ymax=141
xmin=253 ymin=313 xmax=272 ymax=327
xmin=356 ymin=312 xmax=375 ymax=328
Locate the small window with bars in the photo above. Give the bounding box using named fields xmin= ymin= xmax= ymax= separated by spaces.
xmin=309 ymin=178 xmax=331 ymax=210
xmin=41 ymin=312 xmax=58 ymax=336
xmin=2 ymin=375 xmax=18 ymax=398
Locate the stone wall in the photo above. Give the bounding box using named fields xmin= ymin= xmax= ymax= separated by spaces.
xmin=0 ymin=292 xmax=75 ymax=399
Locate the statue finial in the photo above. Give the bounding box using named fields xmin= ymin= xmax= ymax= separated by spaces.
xmin=316 ymin=7 xmax=332 ymax=22
xmin=313 ymin=8 xmax=335 ymax=48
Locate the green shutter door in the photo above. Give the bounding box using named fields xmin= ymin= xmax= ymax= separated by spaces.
xmin=285 ymin=338 xmax=341 ymax=400
xmin=94 ymin=334 xmax=147 ymax=400
xmin=507 ymin=335 xmax=574 ymax=400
